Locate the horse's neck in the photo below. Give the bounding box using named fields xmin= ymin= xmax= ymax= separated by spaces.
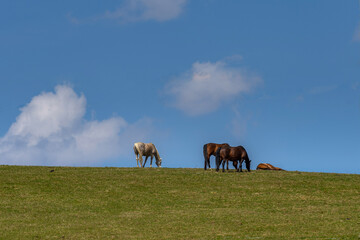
xmin=154 ymin=148 xmax=160 ymax=160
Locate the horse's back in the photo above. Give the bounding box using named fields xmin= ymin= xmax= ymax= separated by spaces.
xmin=221 ymin=146 xmax=247 ymax=160
xmin=207 ymin=143 xmax=229 ymax=155
xmin=235 ymin=145 xmax=248 ymax=158
xmin=134 ymin=142 xmax=144 ymax=147
xmin=144 ymin=143 xmax=157 ymax=155
xmin=134 ymin=142 xmax=146 ymax=153
xmin=219 ymin=146 xmax=230 ymax=159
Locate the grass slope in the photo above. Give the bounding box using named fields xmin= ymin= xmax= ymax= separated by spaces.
xmin=0 ymin=166 xmax=359 ymax=239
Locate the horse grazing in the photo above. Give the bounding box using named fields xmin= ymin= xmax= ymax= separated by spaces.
xmin=203 ymin=143 xmax=231 ymax=170
xmin=256 ymin=163 xmax=284 ymax=171
xmin=133 ymin=142 xmax=162 ymax=168
xmin=216 ymin=146 xmax=251 ymax=172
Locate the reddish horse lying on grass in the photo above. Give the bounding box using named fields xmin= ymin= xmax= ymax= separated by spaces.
xmin=203 ymin=143 xmax=237 ymax=170
xmin=256 ymin=163 xmax=284 ymax=171
xmin=216 ymin=145 xmax=251 ymax=172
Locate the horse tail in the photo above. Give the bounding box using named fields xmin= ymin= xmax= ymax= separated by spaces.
xmin=215 ymin=147 xmax=222 ymax=171
xmin=133 ymin=144 xmax=138 ymax=155
xmin=203 ymin=144 xmax=208 ymax=170
xmin=203 ymin=144 xmax=208 ymax=159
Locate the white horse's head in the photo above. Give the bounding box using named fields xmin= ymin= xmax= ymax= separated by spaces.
xmin=156 ymin=158 xmax=162 ymax=168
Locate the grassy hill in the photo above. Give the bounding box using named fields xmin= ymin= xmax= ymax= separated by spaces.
xmin=0 ymin=166 xmax=359 ymax=239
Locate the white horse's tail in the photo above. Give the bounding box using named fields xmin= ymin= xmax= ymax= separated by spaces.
xmin=133 ymin=144 xmax=139 ymax=155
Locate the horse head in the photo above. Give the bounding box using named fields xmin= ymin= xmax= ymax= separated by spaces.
xmin=156 ymin=157 xmax=162 ymax=167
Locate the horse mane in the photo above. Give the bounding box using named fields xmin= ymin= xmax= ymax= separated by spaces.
xmin=151 ymin=143 xmax=161 ymax=161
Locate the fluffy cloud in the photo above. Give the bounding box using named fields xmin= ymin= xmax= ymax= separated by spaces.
xmin=104 ymin=0 xmax=187 ymax=22
xmin=165 ymin=61 xmax=262 ymax=115
xmin=0 ymin=85 xmax=152 ymax=166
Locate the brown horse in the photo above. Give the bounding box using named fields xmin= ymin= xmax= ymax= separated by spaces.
xmin=203 ymin=143 xmax=231 ymax=170
xmin=256 ymin=163 xmax=284 ymax=171
xmin=216 ymin=146 xmax=251 ymax=172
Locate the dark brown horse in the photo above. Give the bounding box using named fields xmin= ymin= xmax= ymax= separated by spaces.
xmin=216 ymin=146 xmax=251 ymax=172
xmin=203 ymin=143 xmax=231 ymax=170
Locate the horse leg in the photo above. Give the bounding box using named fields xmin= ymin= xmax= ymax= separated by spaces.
xmin=150 ymin=156 xmax=153 ymax=168
xmin=205 ymin=155 xmax=211 ymax=170
xmin=136 ymin=153 xmax=139 ymax=167
xmin=239 ymin=159 xmax=243 ymax=172
xmin=208 ymin=154 xmax=212 ymax=169
xmin=216 ymin=155 xmax=222 ymax=172
xmin=222 ymin=159 xmax=226 ymax=172
xmin=226 ymin=160 xmax=229 ymax=171
xmin=204 ymin=154 xmax=210 ymax=170
xmin=143 ymin=156 xmax=149 ymax=168
xmin=236 ymin=161 xmax=240 ymax=172
xmin=204 ymin=156 xmax=208 ymax=170
xmin=233 ymin=161 xmax=238 ymax=172
xmin=139 ymin=154 xmax=144 ymax=167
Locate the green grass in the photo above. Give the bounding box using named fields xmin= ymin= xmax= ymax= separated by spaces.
xmin=0 ymin=166 xmax=359 ymax=239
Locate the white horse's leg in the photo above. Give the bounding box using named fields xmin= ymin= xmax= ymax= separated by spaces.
xmin=137 ymin=153 xmax=140 ymax=167
xmin=150 ymin=156 xmax=153 ymax=168
xmin=143 ymin=156 xmax=149 ymax=168
xmin=139 ymin=154 xmax=144 ymax=168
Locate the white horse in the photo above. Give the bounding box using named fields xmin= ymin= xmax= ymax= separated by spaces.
xmin=133 ymin=142 xmax=162 ymax=168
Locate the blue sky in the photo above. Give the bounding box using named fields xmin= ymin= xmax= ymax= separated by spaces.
xmin=1 ymin=0 xmax=359 ymax=173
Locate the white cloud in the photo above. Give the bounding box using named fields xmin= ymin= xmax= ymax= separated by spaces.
xmin=0 ymin=85 xmax=152 ymax=166
xmin=165 ymin=61 xmax=262 ymax=115
xmin=104 ymin=0 xmax=187 ymax=22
